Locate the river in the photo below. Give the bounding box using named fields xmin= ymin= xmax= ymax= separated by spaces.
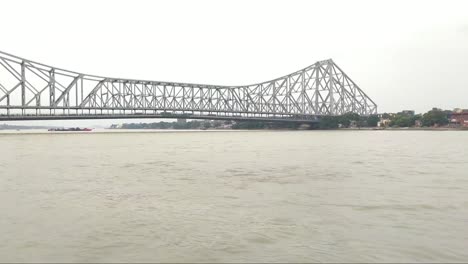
xmin=0 ymin=130 xmax=467 ymax=262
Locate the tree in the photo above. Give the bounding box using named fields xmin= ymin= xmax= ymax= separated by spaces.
xmin=382 ymin=113 xmax=391 ymax=119
xmin=188 ymin=121 xmax=201 ymax=129
xmin=232 ymin=121 xmax=267 ymax=129
xmin=203 ymin=122 xmax=212 ymax=129
xmin=318 ymin=116 xmax=340 ymax=129
xmin=411 ymin=114 xmax=422 ymax=126
xmin=212 ymin=121 xmax=224 ymax=128
xmin=338 ymin=112 xmax=360 ymax=127
xmin=422 ymin=108 xmax=449 ymax=127
xmin=366 ymin=115 xmax=380 ymax=127
xmin=390 ymin=115 xmax=413 ymax=127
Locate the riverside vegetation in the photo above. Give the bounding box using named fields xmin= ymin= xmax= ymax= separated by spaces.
xmin=113 ymin=108 xmax=454 ymax=130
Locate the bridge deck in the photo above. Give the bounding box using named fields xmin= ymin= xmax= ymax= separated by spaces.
xmin=0 ymin=113 xmax=320 ymax=123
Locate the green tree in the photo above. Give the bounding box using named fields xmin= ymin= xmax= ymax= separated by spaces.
xmin=188 ymin=121 xmax=201 ymax=129
xmin=382 ymin=113 xmax=391 ymax=119
xmin=411 ymin=114 xmax=422 ymax=126
xmin=366 ymin=115 xmax=379 ymax=127
xmin=203 ymin=122 xmax=212 ymax=129
xmin=232 ymin=121 xmax=267 ymax=129
xmin=338 ymin=112 xmax=360 ymax=127
xmin=318 ymin=116 xmax=340 ymax=129
xmin=212 ymin=121 xmax=224 ymax=128
xmin=390 ymin=115 xmax=413 ymax=127
xmin=422 ymin=108 xmax=449 ymax=127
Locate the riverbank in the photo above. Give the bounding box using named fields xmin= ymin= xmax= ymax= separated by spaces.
xmin=2 ymin=127 xmax=467 ymax=134
xmin=339 ymin=127 xmax=468 ymax=131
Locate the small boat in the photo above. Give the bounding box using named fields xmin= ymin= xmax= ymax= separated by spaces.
xmin=48 ymin=127 xmax=93 ymax=132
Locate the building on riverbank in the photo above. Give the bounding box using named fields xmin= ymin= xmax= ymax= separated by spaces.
xmin=450 ymin=109 xmax=468 ymax=127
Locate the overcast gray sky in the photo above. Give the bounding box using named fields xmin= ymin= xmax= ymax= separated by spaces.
xmin=1 ymin=0 xmax=468 ymax=127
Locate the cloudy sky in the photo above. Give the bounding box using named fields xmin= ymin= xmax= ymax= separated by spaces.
xmin=1 ymin=0 xmax=467 ymax=127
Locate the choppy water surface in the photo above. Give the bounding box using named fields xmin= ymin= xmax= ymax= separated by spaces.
xmin=0 ymin=130 xmax=467 ymax=262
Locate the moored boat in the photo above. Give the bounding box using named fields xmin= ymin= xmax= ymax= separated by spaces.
xmin=48 ymin=128 xmax=93 ymax=132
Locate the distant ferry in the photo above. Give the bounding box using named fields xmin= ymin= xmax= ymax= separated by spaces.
xmin=48 ymin=128 xmax=93 ymax=132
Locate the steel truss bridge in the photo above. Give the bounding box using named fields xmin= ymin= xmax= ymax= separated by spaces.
xmin=0 ymin=50 xmax=377 ymax=122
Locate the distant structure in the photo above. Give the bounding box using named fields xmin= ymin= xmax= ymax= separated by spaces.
xmin=400 ymin=110 xmax=415 ymax=116
xmin=0 ymin=50 xmax=377 ymax=122
xmin=377 ymin=118 xmax=391 ymax=127
xmin=450 ymin=108 xmax=468 ymax=127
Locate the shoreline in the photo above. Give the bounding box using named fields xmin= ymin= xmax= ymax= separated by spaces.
xmin=1 ymin=127 xmax=467 ymax=135
xmin=338 ymin=127 xmax=468 ymax=131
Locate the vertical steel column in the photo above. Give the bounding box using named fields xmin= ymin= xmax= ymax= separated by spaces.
xmin=81 ymin=77 xmax=83 ymax=108
xmin=328 ymin=61 xmax=334 ymax=115
xmin=49 ymin=69 xmax=55 ymax=107
xmin=315 ymin=63 xmax=319 ymax=114
xmin=301 ymin=70 xmax=305 ymax=114
xmin=76 ymin=76 xmax=79 ymax=107
xmin=339 ymin=64 xmax=345 ymax=114
xmin=21 ymin=61 xmax=25 ymax=108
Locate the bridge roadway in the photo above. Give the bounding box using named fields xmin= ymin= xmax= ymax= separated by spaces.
xmin=0 ymin=50 xmax=377 ymax=122
xmin=0 ymin=113 xmax=319 ymax=124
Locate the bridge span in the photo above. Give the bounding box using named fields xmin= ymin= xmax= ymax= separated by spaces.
xmin=0 ymin=51 xmax=376 ymax=122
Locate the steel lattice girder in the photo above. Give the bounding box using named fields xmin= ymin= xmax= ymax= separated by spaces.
xmin=0 ymin=50 xmax=377 ymax=120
